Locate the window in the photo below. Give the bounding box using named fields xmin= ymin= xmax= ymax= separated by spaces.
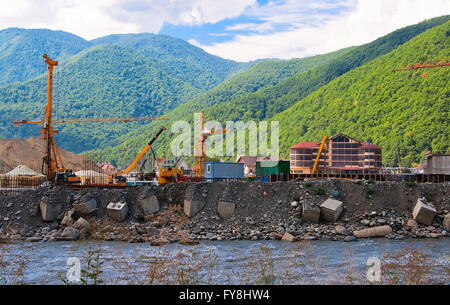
xmin=206 ymin=164 xmax=211 ymax=173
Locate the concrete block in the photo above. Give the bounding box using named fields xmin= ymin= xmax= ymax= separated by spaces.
xmin=282 ymin=232 xmax=296 ymax=242
xmin=106 ymin=202 xmax=128 ymax=222
xmin=73 ymin=199 xmax=98 ymax=216
xmin=40 ymin=201 xmax=63 ymax=222
xmin=412 ymin=198 xmax=436 ymax=226
xmin=184 ymin=200 xmax=205 ymax=217
xmin=138 ymin=195 xmax=159 ymax=215
xmin=353 ymin=225 xmax=392 ymax=238
xmin=217 ymin=201 xmax=235 ymax=219
xmin=320 ymin=198 xmax=344 ymax=222
xmin=443 ymin=214 xmax=450 ymax=231
xmin=302 ymin=203 xmax=320 ymax=224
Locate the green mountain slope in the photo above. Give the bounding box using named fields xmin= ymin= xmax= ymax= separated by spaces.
xmin=199 ymin=15 xmax=450 ymax=122
xmin=0 ymin=44 xmax=203 ymax=152
xmin=93 ymin=47 xmax=354 ymax=166
xmin=94 ymin=16 xmax=449 ymax=167
xmin=273 ymin=21 xmax=450 ymax=167
xmin=91 ymin=33 xmax=246 ymax=91
xmin=0 ymin=28 xmax=92 ymax=86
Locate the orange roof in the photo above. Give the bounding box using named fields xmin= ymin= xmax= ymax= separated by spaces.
xmin=290 ymin=142 xmax=320 ymax=149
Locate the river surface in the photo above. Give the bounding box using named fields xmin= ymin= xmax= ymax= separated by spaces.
xmin=1 ymin=239 xmax=449 ymax=284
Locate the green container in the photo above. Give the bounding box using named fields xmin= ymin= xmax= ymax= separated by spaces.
xmin=256 ymin=160 xmax=290 ymax=177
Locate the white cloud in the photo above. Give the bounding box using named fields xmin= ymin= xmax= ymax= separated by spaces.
xmin=196 ymin=0 xmax=450 ymax=61
xmin=0 ymin=0 xmax=256 ymax=40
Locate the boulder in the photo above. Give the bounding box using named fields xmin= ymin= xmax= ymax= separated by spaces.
xmin=60 ymin=227 xmax=80 ymax=241
xmin=406 ymin=219 xmax=418 ymax=229
xmin=150 ymin=239 xmax=170 ymax=246
xmin=217 ymin=201 xmax=235 ymax=219
xmin=320 ymin=198 xmax=344 ymax=222
xmin=412 ymin=198 xmax=436 ymax=226
xmin=184 ymin=200 xmax=206 ymax=217
xmin=353 ymin=225 xmax=392 ymax=238
xmin=73 ymin=199 xmax=98 ymax=216
xmin=282 ymin=232 xmax=296 ymax=242
xmin=302 ymin=203 xmax=320 ymax=224
xmin=73 ymin=217 xmax=90 ymax=231
xmin=40 ymin=201 xmax=63 ymax=222
xmin=138 ymin=195 xmax=159 ymax=215
xmin=106 ymin=202 xmax=128 ymax=222
xmin=443 ymin=214 xmax=450 ymax=231
xmin=60 ymin=215 xmax=74 ymax=227
xmin=334 ymin=225 xmax=348 ymax=236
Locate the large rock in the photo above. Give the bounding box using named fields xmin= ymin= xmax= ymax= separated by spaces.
xmin=73 ymin=217 xmax=90 ymax=231
xmin=282 ymin=232 xmax=296 ymax=242
xmin=138 ymin=195 xmax=159 ymax=215
xmin=60 ymin=215 xmax=74 ymax=227
xmin=412 ymin=198 xmax=436 ymax=226
xmin=353 ymin=225 xmax=392 ymax=238
xmin=184 ymin=200 xmax=206 ymax=217
xmin=106 ymin=202 xmax=129 ymax=222
xmin=443 ymin=214 xmax=450 ymax=231
xmin=406 ymin=219 xmax=418 ymax=229
xmin=320 ymin=198 xmax=344 ymax=222
xmin=73 ymin=199 xmax=98 ymax=216
xmin=217 ymin=201 xmax=235 ymax=219
xmin=302 ymin=203 xmax=320 ymax=224
xmin=60 ymin=227 xmax=80 ymax=241
xmin=40 ymin=201 xmax=63 ymax=222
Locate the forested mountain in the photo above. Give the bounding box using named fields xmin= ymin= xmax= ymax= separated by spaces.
xmin=273 ymin=20 xmax=450 ymax=167
xmin=92 ymin=47 xmax=355 ymax=166
xmin=94 ymin=16 xmax=449 ymax=167
xmin=91 ymin=33 xmax=249 ymax=91
xmin=0 ymin=30 xmax=255 ymax=153
xmin=0 ymin=28 xmax=92 ymax=86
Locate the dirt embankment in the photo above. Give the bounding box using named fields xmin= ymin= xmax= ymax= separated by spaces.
xmin=0 ymin=179 xmax=448 ymax=244
xmin=0 ymin=137 xmax=93 ymax=174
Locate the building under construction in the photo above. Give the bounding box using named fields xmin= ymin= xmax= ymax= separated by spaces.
xmin=290 ymin=134 xmax=382 ymax=175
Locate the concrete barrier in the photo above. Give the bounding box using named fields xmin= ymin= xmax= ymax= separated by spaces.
xmin=40 ymin=201 xmax=63 ymax=222
xmin=302 ymin=203 xmax=320 ymax=224
xmin=106 ymin=202 xmax=128 ymax=222
xmin=320 ymin=198 xmax=343 ymax=222
xmin=353 ymin=225 xmax=392 ymax=238
xmin=217 ymin=201 xmax=235 ymax=219
xmin=412 ymin=198 xmax=436 ymax=225
xmin=138 ymin=195 xmax=159 ymax=215
xmin=184 ymin=200 xmax=205 ymax=217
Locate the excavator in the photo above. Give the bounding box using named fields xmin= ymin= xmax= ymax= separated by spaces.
xmin=157 ymin=157 xmax=187 ymax=184
xmin=108 ymin=126 xmax=166 ymax=185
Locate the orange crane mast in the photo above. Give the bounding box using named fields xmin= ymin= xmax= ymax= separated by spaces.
xmin=13 ymin=54 xmax=168 ymax=182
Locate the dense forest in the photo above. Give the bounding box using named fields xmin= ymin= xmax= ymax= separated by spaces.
xmin=93 ymin=16 xmax=450 ymax=168
xmin=0 ymin=16 xmax=448 ymax=169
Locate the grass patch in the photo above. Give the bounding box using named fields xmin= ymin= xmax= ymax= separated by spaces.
xmin=313 ymin=187 xmax=326 ymax=196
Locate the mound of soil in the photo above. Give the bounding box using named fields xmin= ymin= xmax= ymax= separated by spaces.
xmin=0 ymin=137 xmax=93 ymax=174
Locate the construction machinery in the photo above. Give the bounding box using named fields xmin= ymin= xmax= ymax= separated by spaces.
xmin=109 ymin=126 xmax=166 ymax=185
xmin=311 ymin=136 xmax=328 ymax=175
xmin=194 ymin=113 xmax=228 ymax=177
xmin=157 ymin=157 xmax=186 ymax=185
xmin=13 ymin=54 xmax=168 ymax=183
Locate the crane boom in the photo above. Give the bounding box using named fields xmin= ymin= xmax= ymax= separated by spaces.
xmin=121 ymin=126 xmax=166 ymax=174
xmin=14 ymin=116 xmax=168 ymax=125
xmin=311 ymin=136 xmax=327 ymax=175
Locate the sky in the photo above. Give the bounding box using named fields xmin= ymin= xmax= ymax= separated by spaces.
xmin=0 ymin=0 xmax=449 ymax=61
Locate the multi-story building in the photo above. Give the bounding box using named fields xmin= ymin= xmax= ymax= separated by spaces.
xmin=290 ymin=134 xmax=382 ymax=174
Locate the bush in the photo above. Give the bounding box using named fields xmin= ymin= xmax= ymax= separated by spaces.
xmin=313 ymin=187 xmax=326 ymax=196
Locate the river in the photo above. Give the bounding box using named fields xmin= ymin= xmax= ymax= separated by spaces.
xmin=1 ymin=239 xmax=449 ymax=284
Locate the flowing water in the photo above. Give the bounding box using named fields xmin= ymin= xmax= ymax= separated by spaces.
xmin=1 ymin=239 xmax=449 ymax=284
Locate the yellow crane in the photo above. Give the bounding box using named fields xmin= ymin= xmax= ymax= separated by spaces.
xmin=13 ymin=54 xmax=168 ymax=182
xmin=194 ymin=113 xmax=228 ymax=177
xmin=311 ymin=136 xmax=328 ymax=175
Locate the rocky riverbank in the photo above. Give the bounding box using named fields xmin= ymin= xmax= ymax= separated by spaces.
xmin=0 ymin=179 xmax=449 ymax=244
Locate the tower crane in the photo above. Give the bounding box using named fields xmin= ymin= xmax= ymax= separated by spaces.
xmin=194 ymin=113 xmax=228 ymax=177
xmin=13 ymin=54 xmax=168 ymax=182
